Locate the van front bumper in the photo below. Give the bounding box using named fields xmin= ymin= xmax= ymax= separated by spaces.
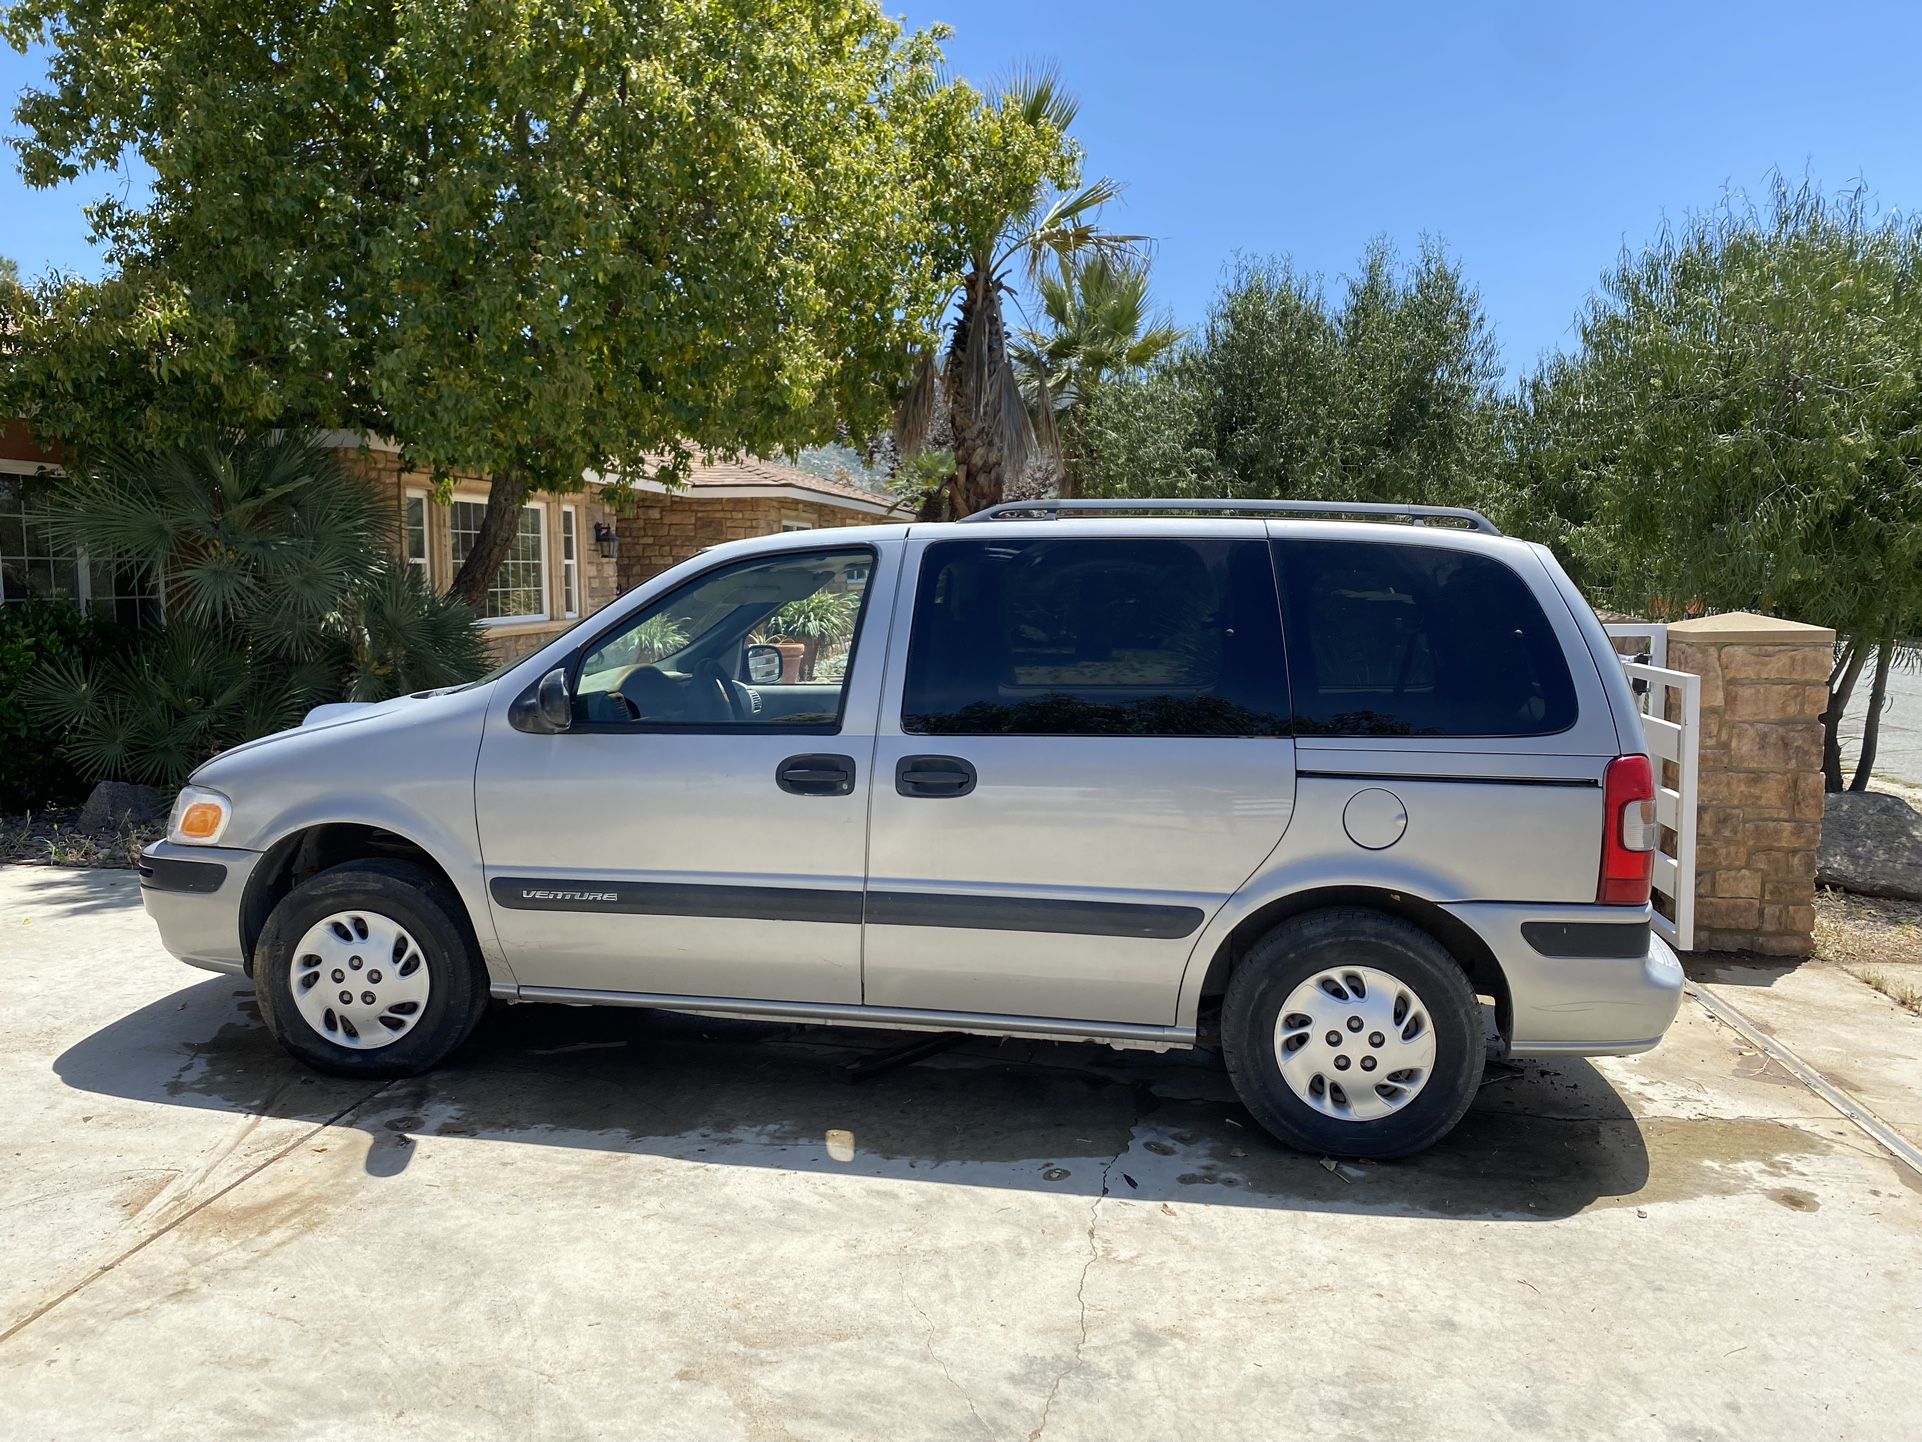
xmin=1442 ymin=901 xmax=1685 ymax=1057
xmin=139 ymin=840 xmax=260 ymax=977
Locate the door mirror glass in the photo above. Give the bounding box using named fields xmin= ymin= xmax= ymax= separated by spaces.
xmin=538 ymin=667 xmax=573 ymax=731
xmin=744 ymin=642 xmax=785 ymax=685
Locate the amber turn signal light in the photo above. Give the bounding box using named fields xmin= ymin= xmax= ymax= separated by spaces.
xmin=177 ymin=802 xmax=225 ymax=839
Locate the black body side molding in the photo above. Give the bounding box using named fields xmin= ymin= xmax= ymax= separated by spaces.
xmin=1520 ymin=919 xmax=1652 ymax=959
xmin=138 ymin=856 xmax=229 ymax=894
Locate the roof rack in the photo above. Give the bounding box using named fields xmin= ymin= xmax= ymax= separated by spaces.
xmin=955 ymin=498 xmax=1503 ymax=535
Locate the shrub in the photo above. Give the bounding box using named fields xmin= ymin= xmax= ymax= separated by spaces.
xmin=0 ymin=601 xmax=130 ymax=810
xmin=23 ymin=434 xmax=490 ymax=788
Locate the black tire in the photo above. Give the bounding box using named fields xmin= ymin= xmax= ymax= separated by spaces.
xmin=254 ymin=859 xmax=490 ymax=1079
xmin=1221 ymin=907 xmax=1483 ymax=1159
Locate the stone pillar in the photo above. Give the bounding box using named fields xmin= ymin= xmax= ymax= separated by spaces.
xmin=1667 ymin=613 xmax=1834 ymax=956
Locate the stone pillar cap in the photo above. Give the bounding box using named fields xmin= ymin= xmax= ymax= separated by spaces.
xmin=1667 ymin=611 xmax=1836 ymax=645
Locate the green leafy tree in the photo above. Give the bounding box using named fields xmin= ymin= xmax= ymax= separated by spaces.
xmin=1549 ymin=181 xmax=1922 ymax=789
xmin=0 ymin=1 xmax=1030 ymax=603
xmin=1074 ymin=243 xmax=1503 ymax=508
xmin=25 ymin=434 xmax=488 ymax=785
xmin=1012 ymin=254 xmax=1184 ymax=495
xmin=1483 ymin=356 xmax=1617 ymax=590
xmin=892 ymin=68 xmax=1141 ymax=518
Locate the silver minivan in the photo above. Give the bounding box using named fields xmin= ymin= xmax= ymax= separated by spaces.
xmin=140 ymin=500 xmax=1683 ymax=1158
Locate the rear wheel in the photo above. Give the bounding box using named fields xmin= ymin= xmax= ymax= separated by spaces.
xmin=254 ymin=859 xmax=488 ymax=1078
xmin=1221 ymin=907 xmax=1483 ymax=1159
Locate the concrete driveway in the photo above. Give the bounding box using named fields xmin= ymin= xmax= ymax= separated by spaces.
xmin=3 ymin=867 xmax=1919 ymax=1441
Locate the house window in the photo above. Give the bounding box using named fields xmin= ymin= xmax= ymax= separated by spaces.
xmin=560 ymin=505 xmax=579 ymax=617
xmin=450 ymin=499 xmax=547 ymax=622
xmin=403 ymin=492 xmax=430 ymax=579
xmin=0 ymin=474 xmax=161 ymax=625
xmin=85 ymin=556 xmax=163 ymax=628
xmin=0 ymin=476 xmax=80 ymax=607
xmin=781 ymin=521 xmax=813 ymax=532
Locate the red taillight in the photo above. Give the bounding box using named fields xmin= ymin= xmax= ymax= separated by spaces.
xmin=1599 ymin=754 xmax=1657 ymax=905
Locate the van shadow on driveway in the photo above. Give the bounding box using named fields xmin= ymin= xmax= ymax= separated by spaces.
xmin=51 ymin=974 xmax=1703 ymax=1223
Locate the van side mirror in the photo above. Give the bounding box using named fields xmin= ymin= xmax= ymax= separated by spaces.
xmin=744 ymin=643 xmax=784 ymax=685
xmin=509 ymin=667 xmax=575 ymax=734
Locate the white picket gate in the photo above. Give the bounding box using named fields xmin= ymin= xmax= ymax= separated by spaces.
xmin=1603 ymin=624 xmax=1700 ymax=950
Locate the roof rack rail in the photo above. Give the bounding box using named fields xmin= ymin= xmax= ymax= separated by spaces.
xmin=955 ymin=498 xmax=1503 ymax=535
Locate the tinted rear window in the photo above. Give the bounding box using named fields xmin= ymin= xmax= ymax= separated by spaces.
xmin=1275 ymin=538 xmax=1577 ymax=738
xmin=902 ymin=537 xmax=1289 ymax=737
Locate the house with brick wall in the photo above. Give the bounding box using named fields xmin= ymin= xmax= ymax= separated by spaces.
xmin=334 ymin=439 xmax=905 ymax=663
xmin=1 ymin=420 xmax=904 ymax=662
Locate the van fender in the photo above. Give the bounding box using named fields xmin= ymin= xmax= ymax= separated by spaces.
xmin=248 ymin=797 xmax=513 ymax=988
xmin=1174 ymin=855 xmax=1468 ymax=1031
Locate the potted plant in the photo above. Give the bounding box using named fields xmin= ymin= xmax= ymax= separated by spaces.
xmin=763 ymin=590 xmax=860 ymax=681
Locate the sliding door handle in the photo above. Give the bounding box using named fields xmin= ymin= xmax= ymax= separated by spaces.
xmin=776 ymin=753 xmax=856 ymax=797
xmin=895 ymin=755 xmax=977 ymax=798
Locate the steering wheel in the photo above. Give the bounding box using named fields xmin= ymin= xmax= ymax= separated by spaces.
xmin=694 ymin=658 xmax=745 ymax=723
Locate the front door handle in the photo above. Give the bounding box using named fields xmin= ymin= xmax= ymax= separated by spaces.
xmin=776 ymin=753 xmax=856 ymax=797
xmin=895 ymin=755 xmax=977 ymax=798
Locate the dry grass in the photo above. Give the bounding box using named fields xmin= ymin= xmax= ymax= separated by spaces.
xmin=1853 ymin=968 xmax=1922 ymax=1014
xmin=1815 ymin=887 xmax=1922 ymax=1015
xmin=0 ymin=810 xmax=157 ymax=870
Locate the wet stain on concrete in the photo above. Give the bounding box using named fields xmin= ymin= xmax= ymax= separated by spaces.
xmin=1731 ymin=1048 xmax=1804 ymax=1089
xmin=1769 ymin=1187 xmax=1820 ymax=1212
xmin=51 ymin=979 xmax=1866 ymax=1225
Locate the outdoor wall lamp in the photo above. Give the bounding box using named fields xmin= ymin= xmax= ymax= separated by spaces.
xmin=592 ymin=521 xmax=621 ymax=561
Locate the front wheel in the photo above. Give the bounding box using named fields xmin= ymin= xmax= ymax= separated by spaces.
xmin=1221 ymin=908 xmax=1483 ymax=1159
xmin=254 ymin=859 xmax=489 ymax=1079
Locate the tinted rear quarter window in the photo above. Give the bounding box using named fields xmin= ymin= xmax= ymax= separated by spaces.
xmin=1275 ymin=538 xmax=1577 ymax=738
xmin=902 ymin=537 xmax=1289 ymax=737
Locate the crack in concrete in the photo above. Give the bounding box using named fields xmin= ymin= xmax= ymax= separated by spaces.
xmin=907 ymin=1286 xmax=986 ymax=1437
xmin=1028 ymin=1098 xmax=1137 ymax=1442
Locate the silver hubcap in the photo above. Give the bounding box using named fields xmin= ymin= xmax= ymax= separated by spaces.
xmin=289 ymin=910 xmax=431 ymax=1050
xmin=1273 ymin=965 xmax=1437 ymax=1122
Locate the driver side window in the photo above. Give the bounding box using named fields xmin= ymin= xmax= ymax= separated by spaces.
xmin=574 ymin=547 xmax=875 ymax=730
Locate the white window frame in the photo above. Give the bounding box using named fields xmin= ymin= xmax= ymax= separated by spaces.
xmin=403 ymin=488 xmax=431 ymax=580
xmin=781 ymin=520 xmax=813 ymax=532
xmin=560 ymin=504 xmax=580 ymax=618
xmin=451 ymin=496 xmax=550 ymax=626
xmin=0 ymin=463 xmax=164 ymax=623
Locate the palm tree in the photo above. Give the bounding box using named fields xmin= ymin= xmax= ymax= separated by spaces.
xmin=893 ymin=70 xmax=1143 ymax=519
xmin=1012 ymin=255 xmax=1185 ymax=496
xmin=28 ymin=434 xmax=488 ymax=784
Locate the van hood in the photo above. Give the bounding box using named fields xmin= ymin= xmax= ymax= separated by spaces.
xmin=302 ymin=696 xmax=412 ymax=729
xmin=302 ymin=687 xmax=472 ymax=730
xmin=190 ymin=687 xmax=471 ymax=772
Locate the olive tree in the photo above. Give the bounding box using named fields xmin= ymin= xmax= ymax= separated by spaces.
xmin=1074 ymin=243 xmax=1504 ymax=508
xmin=0 ymin=0 xmax=1049 ymax=601
xmin=1556 ymin=182 xmax=1922 ymax=788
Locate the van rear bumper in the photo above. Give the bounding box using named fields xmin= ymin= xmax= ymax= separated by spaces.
xmin=139 ymin=840 xmax=259 ymax=977
xmin=1442 ymin=901 xmax=1685 ymax=1056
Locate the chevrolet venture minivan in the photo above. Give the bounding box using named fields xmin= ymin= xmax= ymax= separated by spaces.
xmin=140 ymin=500 xmax=1683 ymax=1158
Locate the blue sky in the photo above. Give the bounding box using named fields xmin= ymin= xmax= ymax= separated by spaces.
xmin=903 ymin=0 xmax=1922 ymax=377
xmin=6 ymin=1 xmax=1922 ymax=380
